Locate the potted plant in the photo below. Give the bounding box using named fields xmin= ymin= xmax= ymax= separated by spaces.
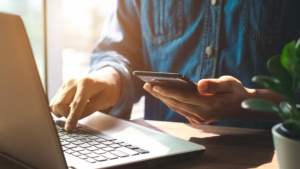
xmin=242 ymin=39 xmax=300 ymax=169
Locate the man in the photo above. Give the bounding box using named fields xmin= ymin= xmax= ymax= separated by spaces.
xmin=50 ymin=0 xmax=300 ymax=132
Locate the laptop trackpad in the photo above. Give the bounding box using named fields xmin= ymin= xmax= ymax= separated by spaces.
xmin=77 ymin=112 xmax=160 ymax=138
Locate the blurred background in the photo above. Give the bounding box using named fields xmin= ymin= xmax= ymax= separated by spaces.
xmin=0 ymin=0 xmax=144 ymax=120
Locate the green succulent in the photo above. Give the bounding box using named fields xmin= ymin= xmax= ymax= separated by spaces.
xmin=242 ymin=39 xmax=300 ymax=134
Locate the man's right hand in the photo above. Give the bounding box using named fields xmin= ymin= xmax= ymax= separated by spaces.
xmin=50 ymin=66 xmax=121 ymax=132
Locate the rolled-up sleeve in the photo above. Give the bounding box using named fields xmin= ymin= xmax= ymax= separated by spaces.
xmin=90 ymin=0 xmax=145 ymax=119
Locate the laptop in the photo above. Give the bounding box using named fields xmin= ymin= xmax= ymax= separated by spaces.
xmin=0 ymin=12 xmax=205 ymax=169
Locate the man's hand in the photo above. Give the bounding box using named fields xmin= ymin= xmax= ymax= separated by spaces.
xmin=50 ymin=67 xmax=121 ymax=131
xmin=143 ymin=76 xmax=259 ymax=124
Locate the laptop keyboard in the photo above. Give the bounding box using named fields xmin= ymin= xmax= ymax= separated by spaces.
xmin=55 ymin=120 xmax=149 ymax=164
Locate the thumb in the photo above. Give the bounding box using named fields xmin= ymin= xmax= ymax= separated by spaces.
xmin=197 ymin=76 xmax=239 ymax=94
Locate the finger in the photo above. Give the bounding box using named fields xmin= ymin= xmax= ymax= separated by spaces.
xmin=161 ymin=96 xmax=209 ymax=122
xmin=49 ymin=86 xmax=64 ymax=113
xmin=197 ymin=76 xmax=240 ymax=94
xmin=65 ymin=86 xmax=90 ymax=132
xmin=188 ymin=118 xmax=201 ymax=124
xmin=80 ymin=92 xmax=113 ymax=118
xmin=144 ymin=84 xmax=206 ymax=122
xmin=148 ymin=84 xmax=208 ymax=106
xmin=166 ymin=102 xmax=206 ymax=124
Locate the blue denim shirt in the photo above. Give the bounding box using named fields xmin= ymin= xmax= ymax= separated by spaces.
xmin=90 ymin=0 xmax=300 ymax=129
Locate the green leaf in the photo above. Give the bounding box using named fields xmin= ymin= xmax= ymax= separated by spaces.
xmin=267 ymin=55 xmax=293 ymax=88
xmin=291 ymin=59 xmax=300 ymax=83
xmin=281 ymin=41 xmax=300 ymax=84
xmin=279 ymin=102 xmax=292 ymax=120
xmin=296 ymin=38 xmax=300 ymax=56
xmin=281 ymin=41 xmax=297 ymax=71
xmin=252 ymin=76 xmax=295 ymax=101
xmin=242 ymin=99 xmax=280 ymax=113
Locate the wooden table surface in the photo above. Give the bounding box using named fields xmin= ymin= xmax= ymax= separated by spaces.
xmin=132 ymin=120 xmax=279 ymax=169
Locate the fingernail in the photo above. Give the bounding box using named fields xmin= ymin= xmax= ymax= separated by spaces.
xmin=65 ymin=122 xmax=73 ymax=132
xmin=153 ymin=86 xmax=160 ymax=93
xmin=143 ymin=84 xmax=150 ymax=92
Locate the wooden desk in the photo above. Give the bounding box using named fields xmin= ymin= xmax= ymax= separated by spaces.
xmin=0 ymin=120 xmax=279 ymax=169
xmin=132 ymin=120 xmax=278 ymax=169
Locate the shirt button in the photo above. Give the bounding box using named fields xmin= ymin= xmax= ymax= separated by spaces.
xmin=211 ymin=0 xmax=217 ymax=6
xmin=205 ymin=46 xmax=213 ymax=57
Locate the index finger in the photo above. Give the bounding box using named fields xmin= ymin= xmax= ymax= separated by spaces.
xmin=65 ymin=86 xmax=89 ymax=132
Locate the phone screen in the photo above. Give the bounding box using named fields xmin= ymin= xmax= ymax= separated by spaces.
xmin=133 ymin=71 xmax=197 ymax=91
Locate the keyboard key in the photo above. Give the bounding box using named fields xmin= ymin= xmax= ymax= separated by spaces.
xmin=109 ymin=144 xmax=121 ymax=148
xmin=58 ymin=133 xmax=65 ymax=137
xmin=81 ymin=138 xmax=92 ymax=143
xmin=72 ymin=136 xmax=85 ymax=140
xmin=66 ymin=133 xmax=78 ymax=138
xmin=102 ymin=141 xmax=113 ymax=145
xmin=87 ymin=141 xmax=99 ymax=146
xmin=86 ymin=158 xmax=96 ymax=163
xmin=79 ymin=150 xmax=92 ymax=155
xmin=86 ymin=146 xmax=99 ymax=151
xmin=95 ymin=156 xmax=107 ymax=162
xmin=72 ymin=140 xmax=84 ymax=145
xmin=65 ymin=138 xmax=77 ymax=142
xmin=60 ymin=141 xmax=70 ymax=146
xmin=62 ymin=147 xmax=68 ymax=151
xmin=65 ymin=144 xmax=77 ymax=149
xmin=116 ymin=147 xmax=139 ymax=156
xmin=95 ymin=144 xmax=106 ymax=149
xmin=126 ymin=146 xmax=139 ymax=150
xmin=86 ymin=153 xmax=99 ymax=158
xmin=135 ymin=149 xmax=149 ymax=154
xmin=87 ymin=135 xmax=99 ymax=140
xmin=60 ymin=135 xmax=71 ymax=140
xmin=119 ymin=142 xmax=131 ymax=147
xmin=71 ymin=152 xmax=81 ymax=157
xmin=72 ymin=147 xmax=84 ymax=152
xmin=110 ymin=150 xmax=129 ymax=158
xmin=113 ymin=140 xmax=123 ymax=144
xmin=95 ymin=138 xmax=106 ymax=142
xmin=94 ymin=149 xmax=106 ymax=154
xmin=65 ymin=149 xmax=74 ymax=154
xmin=79 ymin=143 xmax=92 ymax=148
xmin=102 ymin=147 xmax=114 ymax=152
xmin=101 ymin=152 xmax=118 ymax=160
xmin=78 ymin=155 xmax=88 ymax=160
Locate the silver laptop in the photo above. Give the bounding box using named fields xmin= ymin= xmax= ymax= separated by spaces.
xmin=0 ymin=12 xmax=205 ymax=169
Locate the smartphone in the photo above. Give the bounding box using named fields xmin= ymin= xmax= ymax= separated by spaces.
xmin=133 ymin=71 xmax=197 ymax=91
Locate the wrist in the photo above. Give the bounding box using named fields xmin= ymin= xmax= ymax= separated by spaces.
xmin=91 ymin=66 xmax=121 ymax=107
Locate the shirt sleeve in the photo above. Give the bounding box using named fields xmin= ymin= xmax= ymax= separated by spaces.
xmin=89 ymin=0 xmax=145 ymax=119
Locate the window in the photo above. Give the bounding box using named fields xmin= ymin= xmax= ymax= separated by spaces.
xmin=0 ymin=0 xmax=45 ymax=88
xmin=62 ymin=0 xmax=117 ymax=81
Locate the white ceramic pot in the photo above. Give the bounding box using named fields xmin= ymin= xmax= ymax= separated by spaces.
xmin=272 ymin=123 xmax=300 ymax=169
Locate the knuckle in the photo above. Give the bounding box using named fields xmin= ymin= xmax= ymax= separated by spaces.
xmin=70 ymin=100 xmax=85 ymax=109
xmin=169 ymin=99 xmax=178 ymax=107
xmin=52 ymin=101 xmax=65 ymax=111
xmin=80 ymin=77 xmax=94 ymax=86
xmin=64 ymin=78 xmax=76 ymax=86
